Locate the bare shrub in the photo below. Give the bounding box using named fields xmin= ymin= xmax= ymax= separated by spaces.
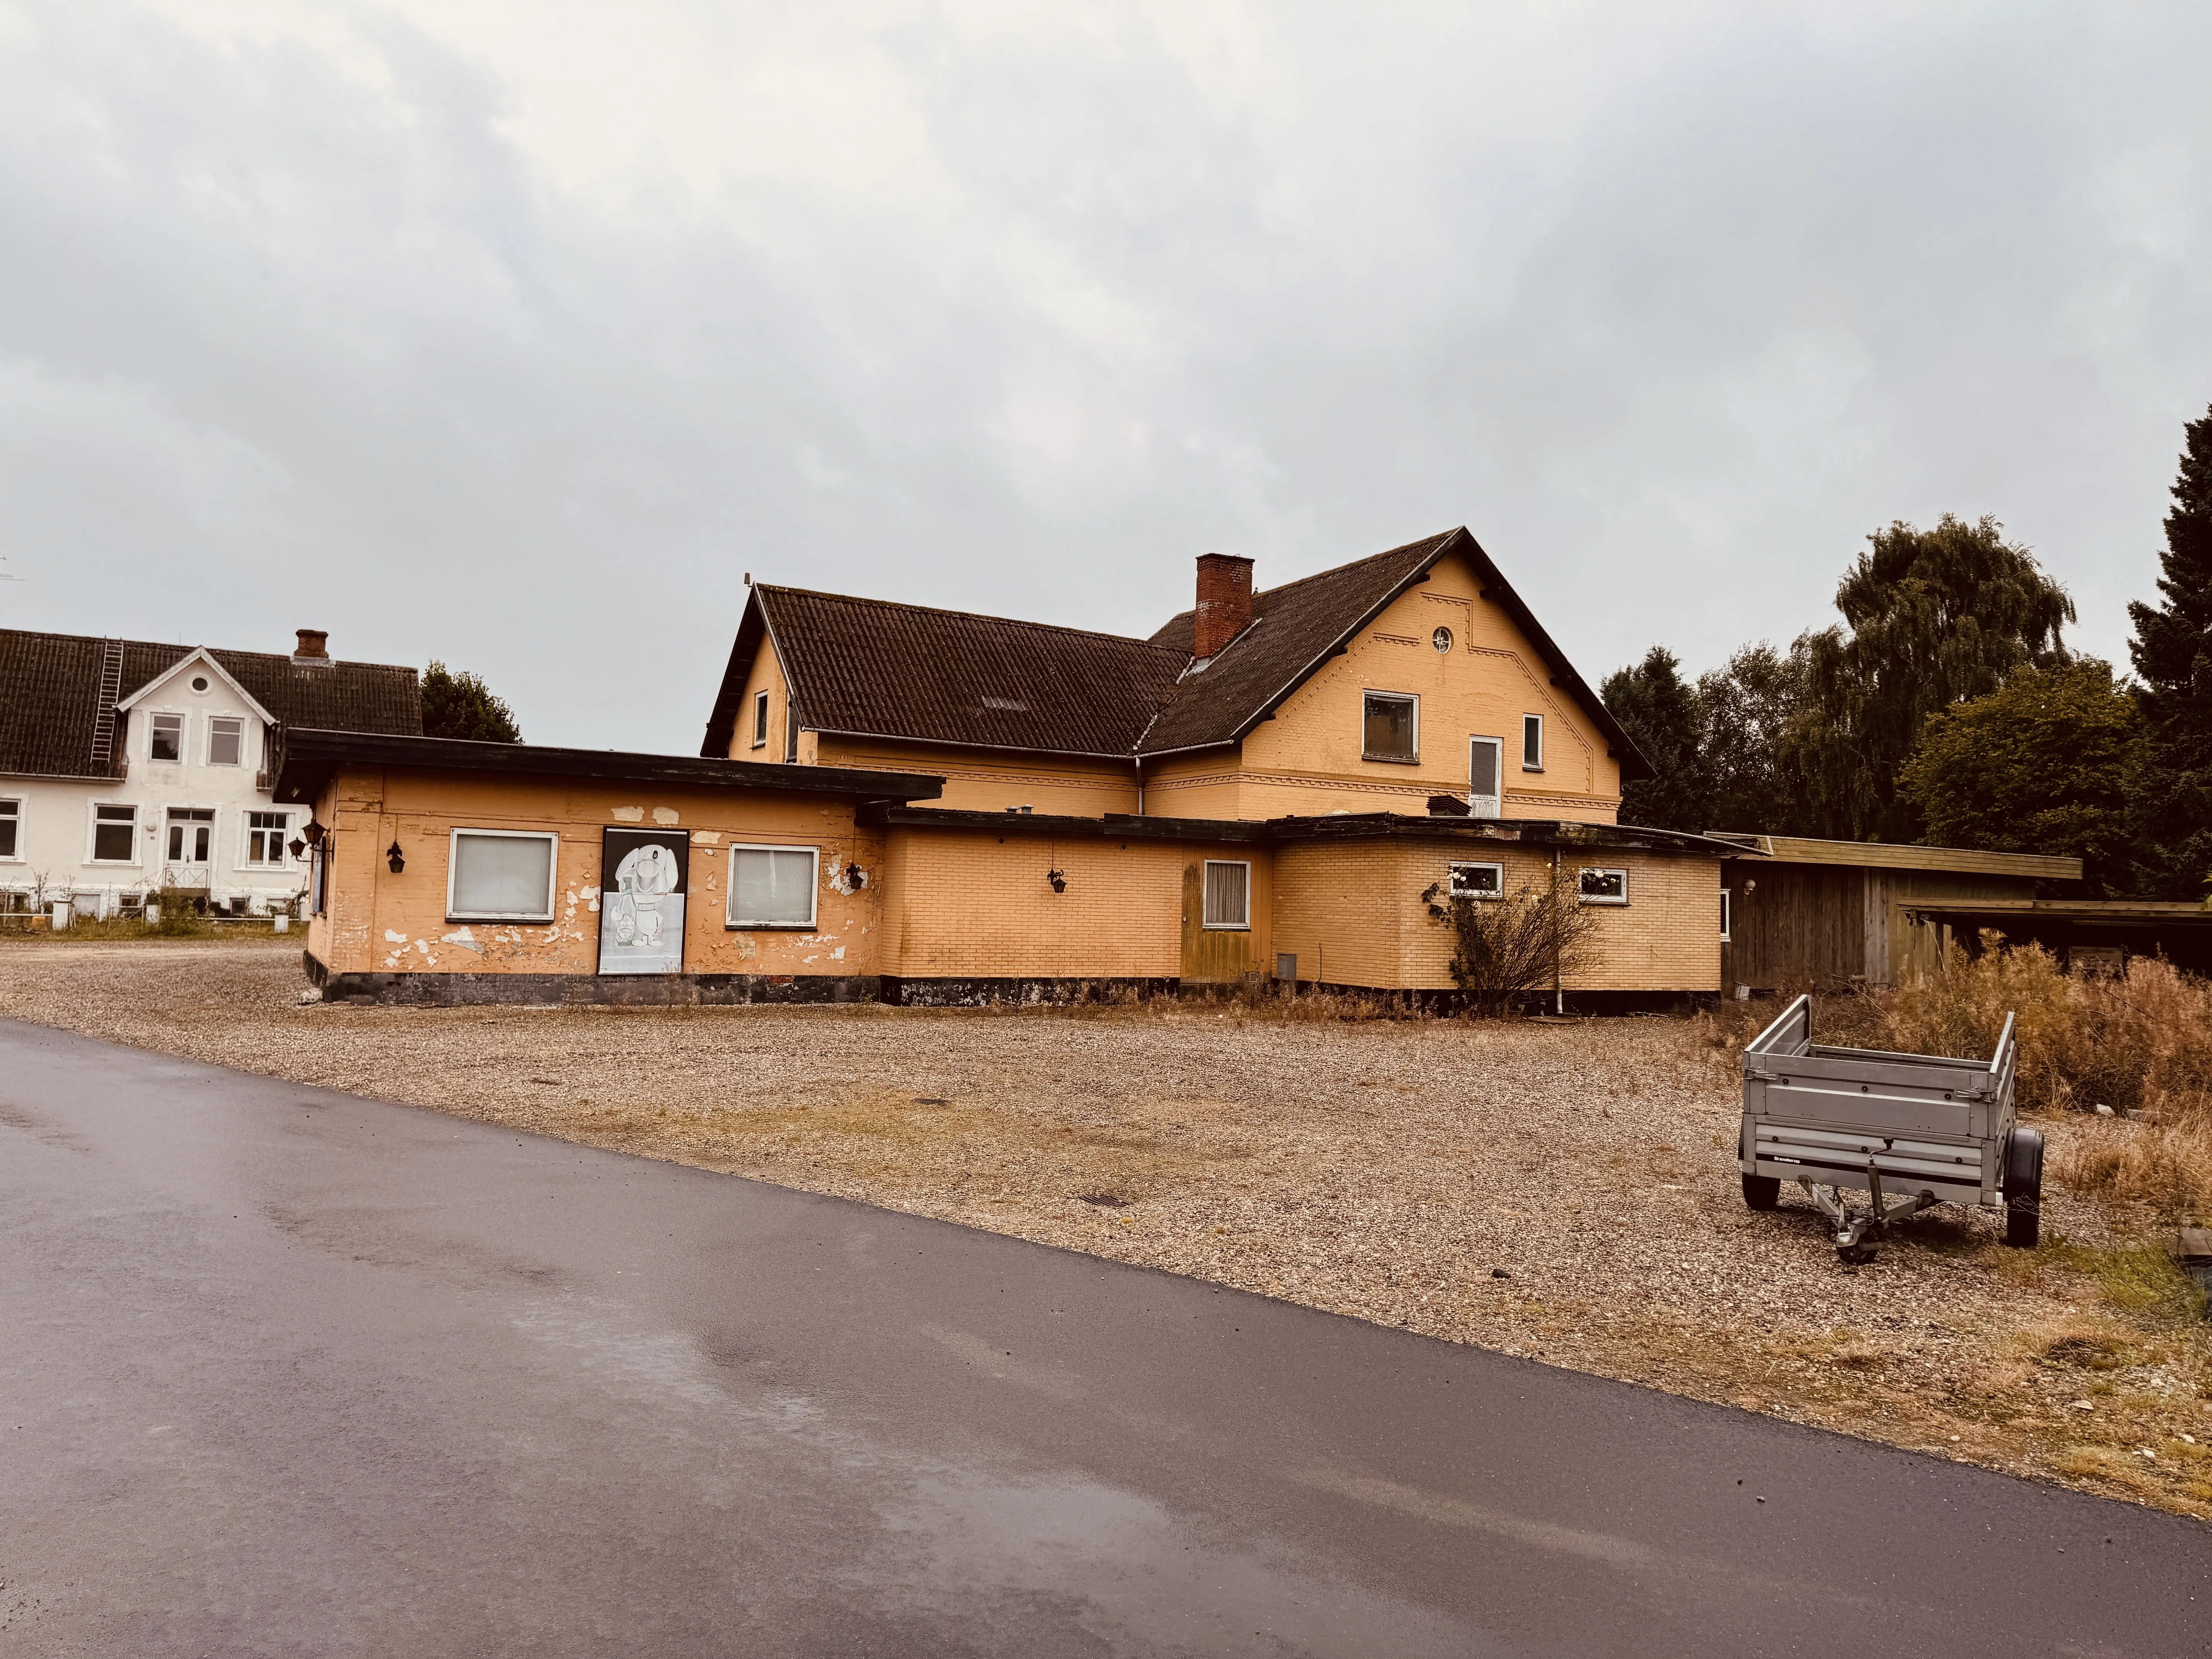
xmin=1420 ymin=864 xmax=1596 ymax=1016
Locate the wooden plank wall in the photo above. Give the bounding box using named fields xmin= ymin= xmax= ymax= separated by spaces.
xmin=1722 ymin=858 xmax=2042 ymax=989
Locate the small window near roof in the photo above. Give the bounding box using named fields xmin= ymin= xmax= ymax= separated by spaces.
xmin=1449 ymin=861 xmax=1503 ymax=900
xmin=1202 ymin=860 xmax=1250 ymax=929
xmin=1362 ymin=692 xmax=1417 ymax=763
xmin=150 ymin=713 xmax=183 ymax=762
xmin=751 ymin=689 xmax=769 ymax=748
xmin=1720 ymin=888 xmax=1732 ymax=941
xmin=448 ymin=829 xmax=558 ymax=922
xmin=729 ymin=845 xmax=817 ymax=928
xmin=1578 ymin=867 xmax=1628 ymax=905
xmin=208 ymin=716 xmax=243 ymax=766
xmin=1523 ymin=714 xmax=1544 ymax=771
xmin=1431 ymin=626 xmax=1453 ymax=653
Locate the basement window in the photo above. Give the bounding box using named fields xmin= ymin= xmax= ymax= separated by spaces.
xmin=1449 ymin=861 xmax=1504 ymax=900
xmin=1202 ymin=860 xmax=1250 ymax=930
xmin=729 ymin=845 xmax=817 ymax=929
xmin=149 ymin=713 xmax=184 ymax=763
xmin=1578 ymin=867 xmax=1628 ymax=905
xmin=751 ymin=689 xmax=769 ymax=749
xmin=447 ymin=828 xmax=559 ymax=922
xmin=1362 ymin=692 xmax=1418 ymax=763
xmin=208 ymin=716 xmax=244 ymax=767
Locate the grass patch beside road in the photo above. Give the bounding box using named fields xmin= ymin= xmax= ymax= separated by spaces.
xmin=3 ymin=939 xmax=2209 ymax=1520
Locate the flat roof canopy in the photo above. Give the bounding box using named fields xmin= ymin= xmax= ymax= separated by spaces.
xmin=272 ymin=728 xmax=944 ymax=809
xmin=1706 ymin=832 xmax=2081 ymax=883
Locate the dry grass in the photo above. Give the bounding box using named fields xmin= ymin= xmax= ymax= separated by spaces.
xmin=5 ymin=940 xmax=2212 ymax=1520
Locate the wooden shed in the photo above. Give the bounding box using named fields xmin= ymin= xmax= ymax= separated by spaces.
xmin=1711 ymin=834 xmax=2081 ymax=993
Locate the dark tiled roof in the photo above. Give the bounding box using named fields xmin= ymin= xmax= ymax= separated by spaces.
xmin=0 ymin=629 xmax=421 ymax=779
xmin=697 ymin=529 xmax=1650 ymax=781
xmin=701 ymin=587 xmax=1185 ymax=759
xmin=1137 ymin=531 xmax=1458 ymax=754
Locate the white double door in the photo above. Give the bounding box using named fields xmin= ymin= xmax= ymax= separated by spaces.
xmin=1468 ymin=737 xmax=1503 ymax=818
xmin=164 ymin=807 xmax=216 ymax=887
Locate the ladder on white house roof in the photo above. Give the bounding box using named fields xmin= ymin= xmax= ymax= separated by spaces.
xmin=88 ymin=639 xmax=125 ymax=774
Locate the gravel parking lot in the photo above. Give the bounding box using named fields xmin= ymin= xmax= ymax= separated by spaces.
xmin=5 ymin=939 xmax=2208 ymax=1518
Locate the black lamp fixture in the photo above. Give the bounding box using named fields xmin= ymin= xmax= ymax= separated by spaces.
xmin=1046 ymin=867 xmax=1066 ymax=894
xmin=844 ymin=862 xmax=865 ymax=889
xmin=386 ymin=840 xmax=405 ymax=874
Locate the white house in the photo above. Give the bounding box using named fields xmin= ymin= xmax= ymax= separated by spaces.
xmin=0 ymin=628 xmax=420 ymax=919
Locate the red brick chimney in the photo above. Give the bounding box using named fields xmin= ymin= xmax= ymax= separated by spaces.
xmin=1193 ymin=553 xmax=1254 ymax=661
xmin=292 ymin=629 xmax=330 ymax=666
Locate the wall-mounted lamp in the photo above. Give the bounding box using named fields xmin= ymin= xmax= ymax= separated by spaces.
xmin=386 ymin=840 xmax=405 ymax=874
xmin=1743 ymin=878 xmax=1757 ymax=896
xmin=844 ymin=862 xmax=865 ymax=889
xmin=301 ymin=820 xmax=326 ymax=848
xmin=287 ymin=838 xmax=307 ymax=860
xmin=1047 ymin=867 xmax=1066 ymax=894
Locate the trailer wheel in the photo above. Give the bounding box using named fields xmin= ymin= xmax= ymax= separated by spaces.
xmin=1741 ymin=1173 xmax=1781 ymax=1211
xmin=2003 ymin=1128 xmax=2044 ymax=1250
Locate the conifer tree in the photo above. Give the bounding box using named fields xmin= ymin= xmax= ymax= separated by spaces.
xmin=1601 ymin=646 xmax=1710 ymax=831
xmin=2126 ymin=406 xmax=2212 ymax=900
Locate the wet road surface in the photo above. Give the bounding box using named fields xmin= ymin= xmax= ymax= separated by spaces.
xmin=0 ymin=1018 xmax=2205 ymax=1656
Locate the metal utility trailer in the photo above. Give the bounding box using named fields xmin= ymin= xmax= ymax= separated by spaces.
xmin=1739 ymin=994 xmax=2042 ymax=1263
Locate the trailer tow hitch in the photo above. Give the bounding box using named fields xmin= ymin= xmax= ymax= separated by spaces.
xmin=1803 ymin=1161 xmax=1937 ymax=1265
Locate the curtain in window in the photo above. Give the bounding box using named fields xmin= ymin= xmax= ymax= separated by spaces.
xmin=452 ymin=833 xmax=555 ymax=917
xmin=1202 ymin=861 xmax=1249 ymax=928
xmin=731 ymin=848 xmax=815 ymax=926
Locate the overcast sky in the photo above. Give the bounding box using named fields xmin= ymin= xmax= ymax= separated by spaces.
xmin=3 ymin=1 xmax=2208 ymax=752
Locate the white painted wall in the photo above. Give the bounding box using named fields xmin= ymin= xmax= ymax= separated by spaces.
xmin=0 ymin=652 xmax=307 ymax=917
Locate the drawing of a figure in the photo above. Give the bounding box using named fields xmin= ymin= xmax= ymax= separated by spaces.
xmin=614 ymin=842 xmax=678 ymax=950
xmin=598 ymin=828 xmax=688 ymax=974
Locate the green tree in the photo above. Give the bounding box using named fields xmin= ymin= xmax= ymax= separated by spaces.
xmin=1601 ymin=646 xmax=1710 ymax=831
xmin=1783 ymin=514 xmax=2074 ymax=842
xmin=2125 ymin=405 xmax=2212 ymax=901
xmin=1897 ymin=660 xmax=2139 ymax=892
xmin=1697 ymin=642 xmax=1814 ymax=835
xmin=422 ymin=661 xmax=522 ymax=744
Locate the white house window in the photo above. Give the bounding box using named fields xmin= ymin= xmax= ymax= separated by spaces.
xmin=0 ymin=799 xmax=17 ymax=860
xmin=91 ymin=804 xmax=137 ymax=862
xmin=729 ymin=845 xmax=817 ymax=928
xmin=1362 ymin=692 xmax=1418 ymax=763
xmin=1720 ymin=888 xmax=1732 ymax=941
xmin=447 ymin=829 xmax=559 ymax=922
xmin=783 ymin=695 xmax=799 ymax=763
xmin=1578 ymin=867 xmax=1628 ymax=905
xmin=149 ymin=713 xmax=184 ymax=762
xmin=189 ymin=675 xmax=210 ymax=694
xmin=208 ymin=717 xmax=244 ymax=766
xmin=1449 ymin=861 xmax=1504 ymax=900
xmin=1523 ymin=714 xmax=1544 ymax=771
xmin=752 ymin=690 xmax=770 ymax=749
xmin=245 ymin=811 xmax=290 ymax=867
xmin=167 ymin=808 xmax=215 ymax=863
xmin=1202 ymin=860 xmax=1250 ymax=930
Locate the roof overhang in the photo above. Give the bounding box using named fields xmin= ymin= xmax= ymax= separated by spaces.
xmin=273 ymin=728 xmax=943 ymax=809
xmin=870 ymin=806 xmax=1728 ymax=855
xmin=1708 ymin=833 xmax=2083 ymax=882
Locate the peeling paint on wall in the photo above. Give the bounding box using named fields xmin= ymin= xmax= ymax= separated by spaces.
xmin=651 ymin=807 xmax=680 ymax=826
xmin=692 ymin=830 xmax=722 ymax=846
xmin=733 ymin=933 xmax=757 ymax=959
xmin=611 ymin=806 xmax=644 ymax=823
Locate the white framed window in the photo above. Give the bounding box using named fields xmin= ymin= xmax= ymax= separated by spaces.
xmin=1720 ymin=888 xmax=1732 ymax=941
xmin=244 ymin=811 xmax=291 ymax=868
xmin=90 ymin=803 xmax=139 ymax=863
xmin=149 ymin=713 xmax=184 ymax=763
xmin=447 ymin=828 xmax=559 ymax=922
xmin=1522 ymin=714 xmax=1544 ymax=771
xmin=208 ymin=716 xmax=244 ymax=767
xmin=729 ymin=844 xmax=817 ymax=928
xmin=1448 ymin=861 xmax=1504 ymax=900
xmin=0 ymin=798 xmax=19 ymax=862
xmin=166 ymin=807 xmax=216 ymax=863
xmin=751 ymin=689 xmax=770 ymax=749
xmin=1362 ymin=691 xmax=1418 ymax=763
xmin=1202 ymin=859 xmax=1251 ymax=930
xmin=1578 ymin=867 xmax=1628 ymax=905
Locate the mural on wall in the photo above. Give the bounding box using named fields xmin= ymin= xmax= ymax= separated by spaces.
xmin=598 ymin=828 xmax=689 ymax=974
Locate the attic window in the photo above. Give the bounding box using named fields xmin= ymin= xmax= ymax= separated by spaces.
xmin=1362 ymin=692 xmax=1418 ymax=764
xmin=981 ymin=696 xmax=1028 ymax=712
xmin=190 ymin=675 xmax=210 ymax=694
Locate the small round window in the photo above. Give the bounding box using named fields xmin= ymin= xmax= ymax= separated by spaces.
xmin=190 ymin=675 xmax=210 ymax=693
xmin=1432 ymin=627 xmax=1453 ymax=653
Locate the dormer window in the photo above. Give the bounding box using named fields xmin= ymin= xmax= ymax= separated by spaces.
xmin=150 ymin=713 xmax=184 ymax=762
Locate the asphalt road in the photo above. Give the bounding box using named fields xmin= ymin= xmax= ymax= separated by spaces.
xmin=1 ymin=1021 xmax=2205 ymax=1657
